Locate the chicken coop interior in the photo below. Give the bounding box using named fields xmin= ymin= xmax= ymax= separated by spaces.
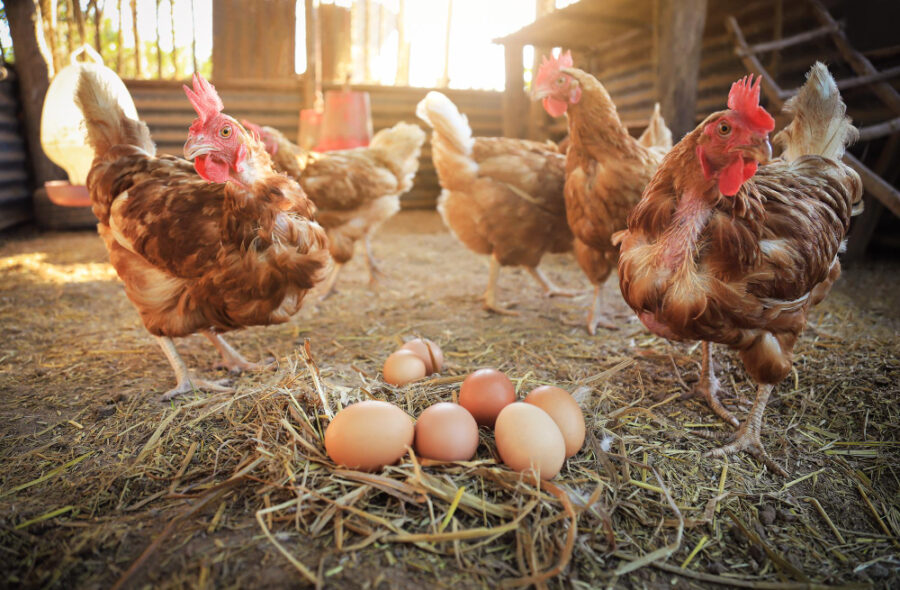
xmin=1 ymin=0 xmax=898 ymax=588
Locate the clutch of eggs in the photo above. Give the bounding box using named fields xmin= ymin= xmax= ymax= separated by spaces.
xmin=383 ymin=338 xmax=444 ymax=386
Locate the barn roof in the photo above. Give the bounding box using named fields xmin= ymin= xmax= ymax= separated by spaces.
xmin=493 ymin=0 xmax=652 ymax=48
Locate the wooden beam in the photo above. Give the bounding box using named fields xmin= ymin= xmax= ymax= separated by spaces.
xmin=809 ymin=0 xmax=900 ymax=117
xmin=725 ymin=16 xmax=785 ymax=108
xmin=857 ymin=117 xmax=900 ymax=142
xmin=844 ymin=152 xmax=900 ymax=219
xmin=656 ymin=0 xmax=708 ymax=139
xmin=844 ymin=134 xmax=898 ymax=261
xmin=502 ymin=43 xmax=525 ymax=138
xmin=5 ymin=0 xmax=66 ymax=187
xmin=739 ymin=24 xmax=834 ymax=56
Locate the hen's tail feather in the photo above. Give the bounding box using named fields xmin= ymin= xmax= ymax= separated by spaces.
xmin=774 ymin=62 xmax=858 ymax=162
xmin=368 ymin=122 xmax=426 ymax=187
xmin=74 ymin=69 xmax=155 ymax=158
xmin=415 ymin=91 xmax=475 ymax=157
xmin=637 ymin=103 xmax=673 ymax=151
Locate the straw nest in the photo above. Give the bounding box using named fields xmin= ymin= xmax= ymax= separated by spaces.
xmin=1 ymin=211 xmax=897 ymax=589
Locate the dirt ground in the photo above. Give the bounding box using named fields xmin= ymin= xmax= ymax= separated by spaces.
xmin=1 ymin=210 xmax=898 ymax=589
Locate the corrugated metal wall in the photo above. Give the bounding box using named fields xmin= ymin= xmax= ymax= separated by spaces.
xmin=0 ymin=72 xmax=32 ymax=230
xmin=126 ymin=79 xmax=503 ymax=210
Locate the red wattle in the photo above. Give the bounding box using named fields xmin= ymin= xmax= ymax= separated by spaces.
xmin=717 ymin=156 xmax=746 ymax=196
xmin=543 ymin=96 xmax=569 ymax=117
xmin=194 ymin=155 xmax=231 ymax=183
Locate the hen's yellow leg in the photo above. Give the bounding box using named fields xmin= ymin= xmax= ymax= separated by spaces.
xmin=526 ymin=266 xmax=577 ymax=298
xmin=156 ymin=336 xmax=231 ymax=401
xmin=482 ymin=255 xmax=519 ymax=316
xmin=690 ymin=342 xmax=740 ymax=427
xmin=586 ymin=285 xmax=618 ymax=334
xmin=203 ymin=331 xmax=266 ymax=374
xmin=705 ymin=384 xmax=787 ymax=476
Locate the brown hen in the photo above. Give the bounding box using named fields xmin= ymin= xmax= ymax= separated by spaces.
xmin=247 ymin=121 xmax=425 ymax=298
xmin=533 ymin=51 xmax=671 ymax=333
xmin=76 ymin=72 xmax=329 ymax=399
xmin=617 ymin=64 xmax=862 ymax=474
xmin=416 ymin=91 xmax=574 ymax=314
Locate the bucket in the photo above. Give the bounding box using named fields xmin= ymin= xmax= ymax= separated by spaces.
xmin=315 ymin=89 xmax=372 ymax=152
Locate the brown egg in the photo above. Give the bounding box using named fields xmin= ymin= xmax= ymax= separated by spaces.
xmin=414 ymin=402 xmax=479 ymax=461
xmin=324 ymin=400 xmax=414 ymax=471
xmin=524 ymin=386 xmax=586 ymax=457
xmin=401 ymin=338 xmax=444 ymax=374
xmin=458 ymin=368 xmax=516 ymax=427
xmin=494 ymin=402 xmax=566 ymax=480
xmin=383 ymin=349 xmax=427 ymax=386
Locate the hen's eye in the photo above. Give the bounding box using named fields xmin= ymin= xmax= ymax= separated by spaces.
xmin=556 ymin=76 xmax=566 ymax=86
xmin=717 ymin=121 xmax=731 ymax=136
xmin=219 ymin=126 xmax=232 ymax=138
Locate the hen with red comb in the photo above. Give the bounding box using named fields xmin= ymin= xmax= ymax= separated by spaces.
xmin=618 ymin=63 xmax=862 ymax=475
xmin=74 ymin=67 xmax=329 ymax=400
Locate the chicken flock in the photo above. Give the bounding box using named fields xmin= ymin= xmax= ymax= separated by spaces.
xmin=75 ymin=55 xmax=861 ymax=475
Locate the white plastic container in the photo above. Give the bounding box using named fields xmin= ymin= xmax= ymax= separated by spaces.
xmin=40 ymin=45 xmax=138 ymax=186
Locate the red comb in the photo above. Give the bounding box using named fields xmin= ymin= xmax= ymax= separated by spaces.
xmin=183 ymin=73 xmax=224 ymax=123
xmin=535 ymin=50 xmax=574 ymax=88
xmin=727 ymin=75 xmax=775 ymax=132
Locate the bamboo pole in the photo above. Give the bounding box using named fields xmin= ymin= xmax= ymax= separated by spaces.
xmin=190 ymin=0 xmax=198 ymax=73
xmin=170 ymin=0 xmax=178 ymax=77
xmin=155 ymin=0 xmax=163 ymax=78
xmin=91 ymin=0 xmax=103 ymax=59
xmin=130 ymin=0 xmax=141 ymax=77
xmin=116 ymin=0 xmax=123 ymax=74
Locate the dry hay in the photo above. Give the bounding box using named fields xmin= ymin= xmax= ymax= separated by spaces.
xmin=0 ymin=211 xmax=898 ymax=589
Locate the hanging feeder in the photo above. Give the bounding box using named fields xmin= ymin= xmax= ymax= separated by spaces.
xmin=40 ymin=45 xmax=138 ymax=207
xmin=315 ymin=88 xmax=373 ymax=152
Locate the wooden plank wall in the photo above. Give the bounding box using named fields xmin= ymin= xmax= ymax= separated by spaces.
xmin=0 ymin=72 xmax=32 ymax=230
xmin=540 ymin=0 xmax=846 ymax=140
xmin=126 ymin=79 xmax=503 ymax=210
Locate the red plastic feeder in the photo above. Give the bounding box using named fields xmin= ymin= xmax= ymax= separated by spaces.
xmin=45 ymin=181 xmax=91 ymax=207
xmin=315 ymin=89 xmax=372 ymax=152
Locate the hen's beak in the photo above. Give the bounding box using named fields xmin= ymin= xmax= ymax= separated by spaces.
xmin=531 ymin=87 xmax=551 ymax=100
xmin=739 ymin=137 xmax=773 ymax=164
xmin=183 ymin=134 xmax=214 ymax=160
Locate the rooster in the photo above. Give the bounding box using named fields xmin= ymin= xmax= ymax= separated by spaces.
xmin=616 ymin=64 xmax=862 ymax=474
xmin=416 ymin=91 xmax=574 ymax=314
xmin=75 ymin=72 xmax=329 ymax=399
xmin=533 ymin=51 xmax=672 ymax=333
xmin=242 ymin=120 xmax=425 ymax=298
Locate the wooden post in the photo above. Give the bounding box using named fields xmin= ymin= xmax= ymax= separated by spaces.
xmin=503 ymin=42 xmax=525 ymax=138
xmin=394 ymin=0 xmax=408 ymax=86
xmin=656 ymin=0 xmax=707 ymax=139
xmin=304 ymin=0 xmax=321 ymax=108
xmin=116 ymin=0 xmax=123 ymax=73
xmin=527 ymin=0 xmax=554 ymax=140
xmin=6 ymin=0 xmax=66 ymax=187
xmin=155 ymin=0 xmax=163 ymax=78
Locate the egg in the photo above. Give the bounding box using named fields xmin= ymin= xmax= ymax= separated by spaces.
xmin=324 ymin=400 xmax=414 ymax=471
xmin=400 ymin=338 xmax=444 ymax=374
xmin=494 ymin=402 xmax=566 ymax=480
xmin=414 ymin=402 xmax=479 ymax=461
xmin=458 ymin=368 xmax=516 ymax=427
xmin=523 ymin=386 xmax=586 ymax=457
xmin=383 ymin=349 xmax=427 ymax=386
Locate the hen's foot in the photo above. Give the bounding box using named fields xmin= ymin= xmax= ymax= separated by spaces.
xmin=688 ymin=377 xmax=740 ymax=428
xmin=482 ymin=299 xmax=521 ymax=316
xmin=160 ymin=375 xmax=232 ymax=401
xmin=587 ymin=312 xmax=619 ymax=335
xmin=544 ymin=286 xmax=578 ymax=298
xmin=213 ymin=358 xmax=273 ymax=375
xmin=526 ymin=267 xmax=577 ymax=298
xmin=704 ymin=421 xmax=788 ymax=477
